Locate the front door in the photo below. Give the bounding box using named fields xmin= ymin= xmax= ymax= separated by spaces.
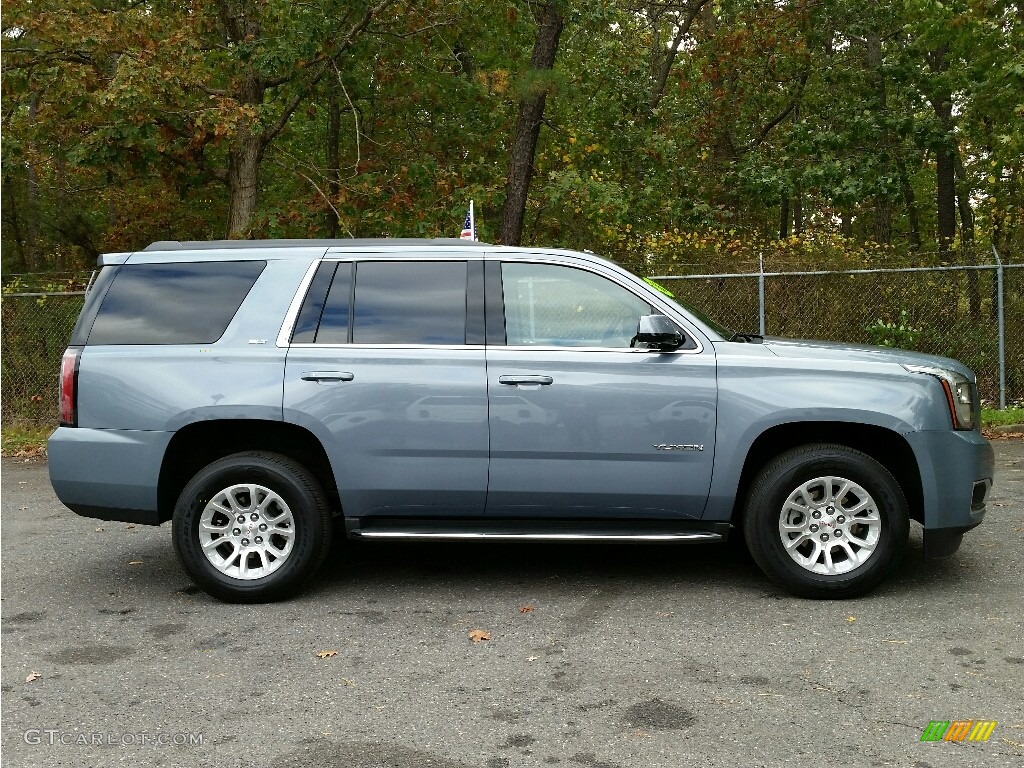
xmin=485 ymin=261 xmax=717 ymax=519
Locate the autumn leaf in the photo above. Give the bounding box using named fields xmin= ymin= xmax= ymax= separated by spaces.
xmin=127 ymin=560 xmax=143 ymax=566
xmin=469 ymin=629 xmax=491 ymax=643
xmin=26 ymin=671 xmax=41 ymax=683
xmin=316 ymin=650 xmax=338 ymax=659
xmin=518 ymin=605 xmax=536 ymax=613
xmin=846 ymin=616 xmax=856 ymax=623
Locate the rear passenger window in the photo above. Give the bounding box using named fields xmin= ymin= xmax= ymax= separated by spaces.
xmin=354 ymin=262 xmax=466 ymax=345
xmin=87 ymin=261 xmax=266 ymax=345
xmin=295 ymin=261 xmax=468 ymax=345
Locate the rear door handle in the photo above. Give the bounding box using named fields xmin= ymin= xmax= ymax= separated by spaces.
xmin=301 ymin=371 xmax=354 ymax=382
xmin=498 ymin=375 xmax=553 ymax=386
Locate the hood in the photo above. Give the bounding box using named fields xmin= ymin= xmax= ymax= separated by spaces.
xmin=761 ymin=337 xmax=975 ymax=379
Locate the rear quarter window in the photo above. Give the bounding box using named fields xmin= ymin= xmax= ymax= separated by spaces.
xmin=86 ymin=261 xmax=266 ymax=345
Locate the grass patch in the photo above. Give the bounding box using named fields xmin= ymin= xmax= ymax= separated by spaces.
xmin=1 ymin=422 xmax=52 ymax=457
xmin=982 ymin=407 xmax=1024 ymax=429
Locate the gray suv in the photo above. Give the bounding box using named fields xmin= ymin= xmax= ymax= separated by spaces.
xmin=48 ymin=239 xmax=995 ymax=602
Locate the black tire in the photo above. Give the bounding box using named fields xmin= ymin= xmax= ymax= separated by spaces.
xmin=172 ymin=451 xmax=332 ymax=603
xmin=743 ymin=444 xmax=909 ymax=599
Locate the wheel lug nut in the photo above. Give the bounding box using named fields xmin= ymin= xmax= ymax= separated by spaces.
xmin=236 ymin=515 xmax=245 ymax=524
xmin=232 ymin=528 xmax=241 ymax=536
xmin=241 ymin=538 xmax=249 ymax=546
xmin=826 ymin=506 xmax=835 ymax=514
xmin=812 ymin=511 xmax=821 ymax=519
xmin=819 ymin=533 xmax=829 ymax=541
xmin=837 ymin=515 xmax=846 ymax=524
xmin=255 ymin=536 xmax=263 ymax=544
xmin=810 ymin=524 xmax=819 ymax=533
xmin=250 ymin=513 xmax=259 ymax=521
xmin=834 ymin=530 xmax=842 ymax=537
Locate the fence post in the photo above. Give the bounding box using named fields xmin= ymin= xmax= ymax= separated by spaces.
xmin=758 ymin=252 xmax=766 ymax=336
xmin=992 ymin=245 xmax=1006 ymax=410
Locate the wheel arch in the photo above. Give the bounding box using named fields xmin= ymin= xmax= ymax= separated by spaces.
xmin=158 ymin=420 xmax=339 ymax=523
xmin=731 ymin=422 xmax=923 ymax=526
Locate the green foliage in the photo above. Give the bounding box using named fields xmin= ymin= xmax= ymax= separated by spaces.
xmin=981 ymin=407 xmax=1024 ymax=428
xmin=1 ymin=0 xmax=1022 ymax=264
xmin=865 ymin=310 xmax=924 ymax=349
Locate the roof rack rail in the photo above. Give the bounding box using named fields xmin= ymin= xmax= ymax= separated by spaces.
xmin=143 ymin=238 xmax=488 ymax=252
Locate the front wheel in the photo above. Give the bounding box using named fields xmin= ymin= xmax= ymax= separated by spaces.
xmin=172 ymin=452 xmax=332 ymax=602
xmin=743 ymin=444 xmax=909 ymax=599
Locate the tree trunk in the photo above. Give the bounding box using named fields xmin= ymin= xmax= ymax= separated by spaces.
xmin=2 ymin=173 xmax=30 ymax=271
xmin=793 ymin=186 xmax=804 ymax=236
xmin=896 ymin=156 xmax=922 ymax=250
xmin=326 ymin=87 xmax=342 ymax=238
xmin=226 ymin=133 xmax=265 ymax=238
xmin=866 ymin=32 xmax=891 ymax=245
xmin=840 ymin=209 xmax=853 ymax=238
xmin=954 ymin=150 xmax=979 ymax=316
xmin=929 ymin=46 xmax=956 ymax=259
xmin=779 ymin=197 xmax=790 ymax=239
xmin=498 ymin=2 xmax=564 ymax=246
xmin=874 ymin=198 xmax=892 ymax=244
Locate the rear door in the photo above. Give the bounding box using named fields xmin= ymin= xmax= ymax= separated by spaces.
xmin=485 ymin=260 xmax=717 ymax=519
xmin=283 ymin=257 xmax=488 ymax=517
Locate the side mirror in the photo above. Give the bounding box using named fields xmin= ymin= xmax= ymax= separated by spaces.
xmin=634 ymin=314 xmax=684 ymax=351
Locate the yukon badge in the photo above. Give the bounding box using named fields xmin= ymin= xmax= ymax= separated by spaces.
xmin=653 ymin=443 xmax=704 ymax=452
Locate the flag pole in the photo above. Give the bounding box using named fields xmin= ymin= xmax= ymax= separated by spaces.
xmin=470 ymin=200 xmax=476 ymax=241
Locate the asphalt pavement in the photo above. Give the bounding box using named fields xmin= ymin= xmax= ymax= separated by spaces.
xmin=1 ymin=443 xmax=1022 ymax=768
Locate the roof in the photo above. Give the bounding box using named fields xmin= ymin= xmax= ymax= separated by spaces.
xmin=143 ymin=238 xmax=489 ymax=252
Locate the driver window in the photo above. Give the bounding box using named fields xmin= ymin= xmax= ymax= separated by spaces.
xmin=501 ymin=263 xmax=651 ymax=348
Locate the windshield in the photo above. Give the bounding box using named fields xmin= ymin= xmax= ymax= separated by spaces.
xmin=642 ymin=277 xmax=734 ymax=339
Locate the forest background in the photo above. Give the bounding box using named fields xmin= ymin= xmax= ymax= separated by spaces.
xmin=2 ymin=1 xmax=1023 ymax=443
xmin=3 ymin=0 xmax=1022 ymax=273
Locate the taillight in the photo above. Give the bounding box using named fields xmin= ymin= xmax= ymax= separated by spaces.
xmin=59 ymin=348 xmax=82 ymax=427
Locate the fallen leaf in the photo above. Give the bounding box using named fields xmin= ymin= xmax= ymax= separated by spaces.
xmin=19 ymin=506 xmax=28 ymax=511
xmin=125 ymin=524 xmax=136 ymax=529
xmin=846 ymin=616 xmax=856 ymax=623
xmin=316 ymin=650 xmax=338 ymax=659
xmin=95 ymin=527 xmax=104 ymax=532
xmin=518 ymin=605 xmax=535 ymax=613
xmin=25 ymin=672 xmax=41 ymax=683
xmin=340 ymin=678 xmax=354 ymax=686
xmin=882 ymin=639 xmax=909 ymax=644
xmin=527 ymin=656 xmax=539 ymax=662
xmin=469 ymin=629 xmax=491 ymax=643
xmin=127 ymin=560 xmax=143 ymax=566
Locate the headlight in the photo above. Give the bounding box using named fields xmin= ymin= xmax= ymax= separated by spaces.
xmin=904 ymin=365 xmax=976 ymax=430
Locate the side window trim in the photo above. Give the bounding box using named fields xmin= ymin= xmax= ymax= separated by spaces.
xmin=484 ymin=260 xmax=506 ymax=346
xmin=285 ymin=258 xmax=482 ymax=348
xmin=466 ymin=261 xmax=486 ymax=346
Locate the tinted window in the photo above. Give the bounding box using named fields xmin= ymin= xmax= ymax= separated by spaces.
xmin=316 ymin=263 xmax=353 ymax=344
xmin=291 ymin=263 xmax=337 ymax=343
xmin=87 ymin=261 xmax=266 ymax=345
xmin=353 ymin=262 xmax=467 ymax=345
xmin=501 ymin=263 xmax=651 ymax=347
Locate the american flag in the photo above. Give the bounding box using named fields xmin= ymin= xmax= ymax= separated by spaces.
xmin=460 ymin=201 xmax=476 ymax=240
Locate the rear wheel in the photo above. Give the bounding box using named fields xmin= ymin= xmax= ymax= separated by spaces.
xmin=172 ymin=452 xmax=331 ymax=602
xmin=743 ymin=444 xmax=909 ymax=599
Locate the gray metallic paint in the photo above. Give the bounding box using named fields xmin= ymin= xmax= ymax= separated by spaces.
xmin=49 ymin=242 xmax=994 ymax=540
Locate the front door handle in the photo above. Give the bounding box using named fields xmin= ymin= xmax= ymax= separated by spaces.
xmin=498 ymin=375 xmax=553 ymax=386
xmin=301 ymin=371 xmax=354 ymax=383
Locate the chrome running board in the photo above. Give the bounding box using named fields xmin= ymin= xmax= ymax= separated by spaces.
xmin=355 ymin=530 xmax=723 ymax=542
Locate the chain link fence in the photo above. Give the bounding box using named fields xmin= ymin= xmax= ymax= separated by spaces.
xmin=653 ymin=263 xmax=1023 ymax=407
xmin=2 ymin=260 xmax=1021 ymax=428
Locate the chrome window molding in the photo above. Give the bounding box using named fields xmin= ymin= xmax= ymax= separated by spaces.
xmin=277 ymin=253 xmax=708 ymax=354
